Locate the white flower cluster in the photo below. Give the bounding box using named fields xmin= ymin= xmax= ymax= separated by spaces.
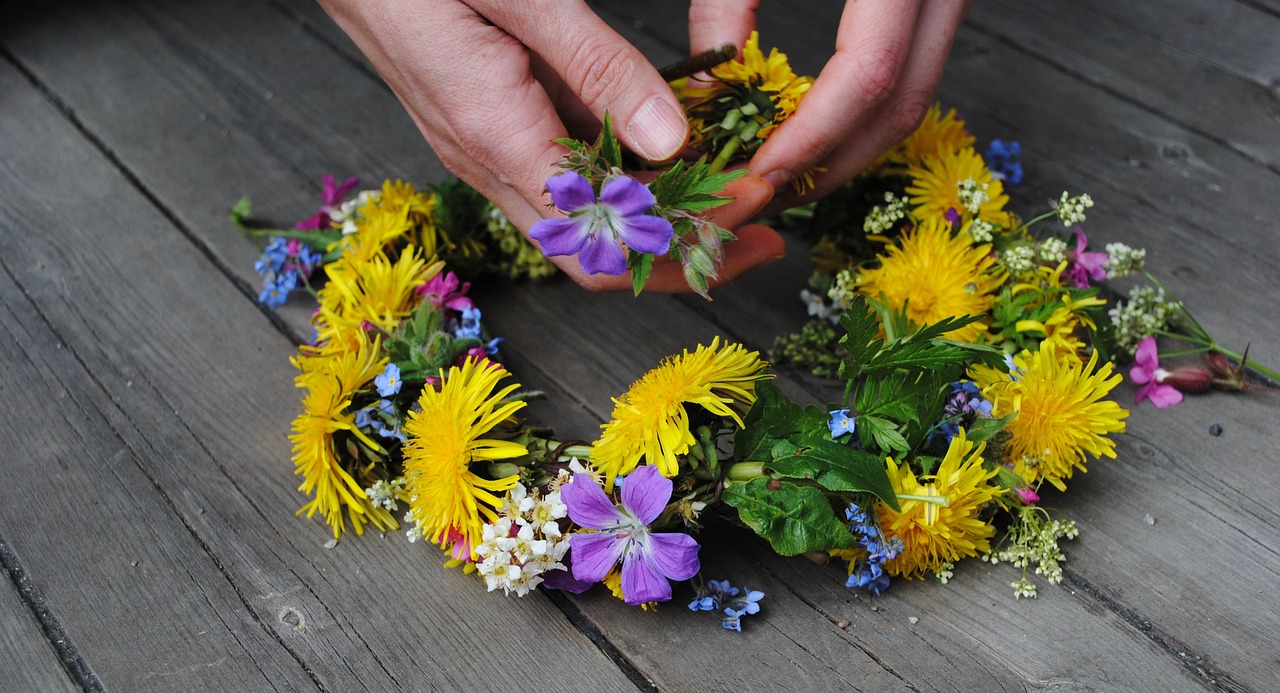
xmin=1054 ymin=191 xmax=1094 ymax=226
xmin=473 ymin=483 xmax=570 ymax=597
xmin=1108 ymin=285 xmax=1182 ymax=354
xmin=1001 ymin=245 xmax=1037 ymax=274
xmin=827 ymin=268 xmax=858 ymax=315
xmin=983 ymin=510 xmax=1079 ymax=599
xmin=934 ymin=562 xmax=955 ymax=584
xmin=863 ymin=192 xmax=908 ymax=233
xmin=957 ymin=178 xmax=990 ymax=215
xmin=365 ymin=478 xmax=407 ymax=512
xmin=965 ymin=218 xmax=998 ymax=244
xmin=1037 ymin=237 xmax=1068 ymax=264
xmin=1103 ymin=242 xmax=1146 ymax=278
xmin=334 ymin=190 xmax=379 ymax=235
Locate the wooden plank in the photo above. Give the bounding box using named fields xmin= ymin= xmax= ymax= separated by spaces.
xmin=0 ymin=559 xmax=78 ymax=693
xmin=970 ymin=0 xmax=1280 ymax=170
xmin=0 ymin=58 xmax=639 ymax=693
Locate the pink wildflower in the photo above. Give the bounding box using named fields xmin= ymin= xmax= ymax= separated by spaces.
xmin=1065 ymin=228 xmax=1108 ymax=288
xmin=296 ymin=174 xmax=358 ymax=230
xmin=1129 ymin=337 xmax=1183 ymax=408
xmin=418 ymin=271 xmax=474 ymax=311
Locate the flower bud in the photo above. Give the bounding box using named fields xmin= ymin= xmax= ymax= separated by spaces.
xmin=1202 ymin=351 xmax=1235 ymax=379
xmin=1160 ymin=365 xmax=1213 ymax=393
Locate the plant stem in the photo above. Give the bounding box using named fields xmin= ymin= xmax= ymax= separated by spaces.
xmin=708 ymin=135 xmax=743 ymax=174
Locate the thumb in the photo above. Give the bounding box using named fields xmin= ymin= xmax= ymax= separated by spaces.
xmin=479 ymin=1 xmax=689 ymax=161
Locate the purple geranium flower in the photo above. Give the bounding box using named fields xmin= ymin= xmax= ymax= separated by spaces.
xmin=561 ymin=465 xmax=699 ymax=605
xmin=1065 ymin=228 xmax=1108 ymax=288
xmin=529 ymin=172 xmax=674 ymax=276
xmin=1130 ymin=337 xmax=1183 ymax=408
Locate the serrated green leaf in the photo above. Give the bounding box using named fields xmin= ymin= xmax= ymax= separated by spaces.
xmin=766 ymin=440 xmax=898 ymax=509
xmin=649 ymin=157 xmax=747 ymax=214
xmin=722 ymin=478 xmax=857 ymax=555
xmin=837 ymin=296 xmax=884 ymax=380
xmin=854 ymin=371 xmax=943 ymax=425
xmin=599 ymin=113 xmax=623 ymax=169
xmin=857 ymin=415 xmax=910 ymax=455
xmin=552 ymin=137 xmax=590 ymax=156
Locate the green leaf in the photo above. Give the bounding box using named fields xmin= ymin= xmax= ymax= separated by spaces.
xmin=734 ymin=381 xmax=806 ymax=463
xmin=766 ymin=440 xmax=898 ymax=510
xmin=598 ymin=113 xmax=623 ymax=169
xmin=552 ymin=137 xmax=590 ymax=156
xmin=629 ymin=251 xmax=653 ymax=296
xmin=649 ymin=156 xmax=747 ymax=214
xmin=837 ymin=296 xmax=884 ymax=380
xmin=857 ymin=415 xmax=910 ymax=456
xmin=722 ymin=478 xmax=858 ymax=556
xmin=964 ymin=413 xmax=1015 ymax=443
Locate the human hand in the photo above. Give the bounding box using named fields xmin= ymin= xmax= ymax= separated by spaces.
xmin=689 ymin=0 xmax=972 ymax=210
xmin=317 ymin=0 xmax=785 ymax=291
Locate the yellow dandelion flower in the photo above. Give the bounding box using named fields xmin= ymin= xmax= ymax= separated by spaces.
xmin=591 ymin=338 xmax=771 ymax=485
xmin=855 ymin=218 xmax=1004 ymax=343
xmin=883 ymin=104 xmax=975 ymax=170
xmin=289 ymin=331 xmax=394 ymax=538
xmin=878 ymin=429 xmax=1002 ymax=579
xmin=401 ymin=359 xmax=527 ymax=560
xmin=680 ymin=31 xmax=812 ymax=151
xmin=906 ymin=146 xmax=1010 ymax=225
xmin=314 ymin=244 xmax=442 ymax=343
xmin=969 ymin=338 xmax=1129 ymax=491
xmin=341 ymin=179 xmax=439 ymax=257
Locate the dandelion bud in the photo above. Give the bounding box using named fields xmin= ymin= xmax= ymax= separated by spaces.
xmin=1160 ymin=365 xmax=1213 ymax=393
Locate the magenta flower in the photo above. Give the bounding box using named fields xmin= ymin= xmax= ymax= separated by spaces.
xmin=1065 ymin=228 xmax=1108 ymax=288
xmin=417 ymin=271 xmax=473 ymax=311
xmin=561 ymin=465 xmax=699 ymax=605
xmin=296 ymin=174 xmax=358 ymax=230
xmin=529 ymin=173 xmax=674 ymax=276
xmin=1130 ymin=337 xmax=1184 ymax=408
xmin=1014 ymin=487 xmax=1040 ymax=505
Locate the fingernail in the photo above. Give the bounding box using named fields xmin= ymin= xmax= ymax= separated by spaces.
xmin=628 ymin=97 xmax=687 ymax=161
xmin=762 ymin=170 xmax=793 ymax=191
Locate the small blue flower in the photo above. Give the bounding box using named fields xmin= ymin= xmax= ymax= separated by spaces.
xmin=258 ymin=277 xmax=289 ymax=308
xmin=984 ymin=139 xmax=1024 ymax=185
xmin=375 ymin=363 xmax=402 ymax=397
xmin=484 ymin=337 xmax=504 ymax=356
xmin=721 ymin=611 xmax=743 ymax=632
xmin=455 ymin=307 xmax=483 ymax=340
xmin=725 ymin=589 xmax=765 ymax=617
xmin=828 ymin=409 xmax=856 ymax=439
xmin=354 ymin=406 xmax=373 ymax=429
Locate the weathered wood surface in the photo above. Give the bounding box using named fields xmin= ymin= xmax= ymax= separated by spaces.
xmin=1 ymin=0 xmax=1276 ymax=690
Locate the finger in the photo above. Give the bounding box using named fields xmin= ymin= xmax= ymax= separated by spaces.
xmin=688 ymin=0 xmax=759 ymax=55
xmin=749 ymin=0 xmax=924 ymax=191
xmin=762 ymin=0 xmax=969 ymax=211
xmin=474 ymin=0 xmax=689 ymax=162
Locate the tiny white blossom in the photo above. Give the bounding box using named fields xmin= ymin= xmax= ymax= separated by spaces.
xmin=1001 ymin=245 xmax=1037 ymax=274
xmin=1037 ymin=237 xmax=1068 ymax=264
xmin=957 ymin=178 xmax=990 ymax=215
xmin=965 ymin=219 xmax=997 ymax=244
xmin=864 ymin=192 xmax=908 ymax=233
xmin=1054 ymin=191 xmax=1094 ymax=226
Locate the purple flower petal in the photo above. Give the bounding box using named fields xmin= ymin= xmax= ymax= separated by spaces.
xmin=617 ymin=214 xmax=675 ymax=256
xmin=1142 ymin=383 xmax=1184 ymax=408
xmin=547 ymin=172 xmax=597 ymax=213
xmin=620 ymin=550 xmax=673 ymax=605
xmin=562 ymin=475 xmax=623 ymax=530
xmin=620 ymin=465 xmax=671 ymax=526
xmin=645 ymin=532 xmax=700 ymax=581
xmin=600 ymin=176 xmax=657 ymax=217
xmin=529 ymin=217 xmax=590 ymax=257
xmin=578 ymin=232 xmax=628 ymax=275
xmin=541 ymin=565 xmax=595 ymax=594
xmin=569 ymin=532 xmax=625 ymax=583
